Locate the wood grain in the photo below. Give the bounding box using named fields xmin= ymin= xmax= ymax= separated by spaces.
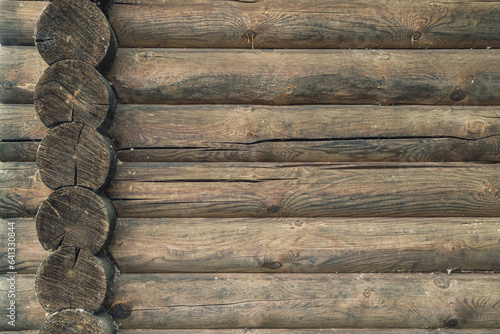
xmin=95 ymin=48 xmax=500 ymax=105
xmin=35 ymin=246 xmax=114 ymax=313
xmin=0 ymin=274 xmax=45 ymax=331
xmin=8 ymin=330 xmax=500 ymax=334
xmin=3 ymin=104 xmax=500 ymax=163
xmin=105 ymin=273 xmax=500 ymax=329
xmin=0 ymin=47 xmax=47 ymax=104
xmin=6 ymin=1 xmax=500 ymax=49
xmin=34 ymin=59 xmax=116 ymax=130
xmin=4 ymin=274 xmax=500 ymax=331
xmin=0 ymin=0 xmax=47 ymax=46
xmin=107 ymin=162 xmax=500 ymax=218
xmin=0 ymin=162 xmax=51 ymax=217
xmin=4 ymin=217 xmax=500 ymax=274
xmin=36 ymin=186 xmax=116 ymax=253
xmin=2 ymin=162 xmax=500 ymax=218
xmin=36 ymin=123 xmax=116 ymax=190
xmin=34 ymin=0 xmax=117 ymax=69
xmin=5 ymin=47 xmax=500 ymax=105
xmin=39 ymin=309 xmax=115 ymax=334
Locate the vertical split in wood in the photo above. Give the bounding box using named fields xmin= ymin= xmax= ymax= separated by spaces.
xmin=33 ymin=0 xmax=118 ymax=332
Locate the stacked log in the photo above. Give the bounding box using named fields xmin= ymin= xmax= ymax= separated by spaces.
xmin=2 ymin=0 xmax=500 ymax=332
xmin=16 ymin=0 xmax=119 ymax=332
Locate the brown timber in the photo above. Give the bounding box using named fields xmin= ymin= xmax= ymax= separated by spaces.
xmin=3 ymin=217 xmax=500 ymax=274
xmin=3 ymin=104 xmax=500 ymax=163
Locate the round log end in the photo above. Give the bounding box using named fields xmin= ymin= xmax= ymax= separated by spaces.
xmin=36 ymin=186 xmax=116 ymax=254
xmin=36 ymin=122 xmax=116 ymax=191
xmin=39 ymin=309 xmax=115 ymax=334
xmin=34 ymin=0 xmax=117 ymax=68
xmin=34 ymin=59 xmax=116 ymax=130
xmin=36 ymin=247 xmax=115 ymax=313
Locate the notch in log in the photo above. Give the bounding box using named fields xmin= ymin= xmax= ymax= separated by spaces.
xmin=34 ymin=0 xmax=117 ymax=70
xmin=36 ymin=186 xmax=116 ymax=254
xmin=39 ymin=309 xmax=115 ymax=334
xmin=36 ymin=122 xmax=116 ymax=191
xmin=34 ymin=59 xmax=116 ymax=131
xmin=36 ymin=246 xmax=115 ymax=313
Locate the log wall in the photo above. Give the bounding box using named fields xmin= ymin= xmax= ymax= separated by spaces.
xmin=1 ymin=0 xmax=500 ymax=332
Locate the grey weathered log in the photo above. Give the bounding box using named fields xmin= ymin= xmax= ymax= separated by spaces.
xmin=3 ymin=104 xmax=500 ymax=163
xmin=5 ymin=47 xmax=500 ymax=105
xmin=35 ymin=246 xmax=114 ymax=313
xmin=6 ymin=0 xmax=500 ymax=49
xmin=4 ymin=217 xmax=500 ymax=274
xmin=34 ymin=59 xmax=116 ymax=130
xmin=105 ymin=273 xmax=500 ymax=329
xmin=4 ymin=273 xmax=500 ymax=331
xmin=36 ymin=122 xmax=116 ymax=190
xmin=3 ymin=162 xmax=500 ymax=218
xmin=36 ymin=186 xmax=116 ymax=253
xmin=5 ymin=329 xmax=500 ymax=334
xmin=105 ymin=48 xmax=500 ymax=105
xmin=0 ymin=0 xmax=48 ymax=46
xmin=0 ymin=47 xmax=47 ymax=104
xmin=39 ymin=309 xmax=115 ymax=334
xmin=34 ymin=0 xmax=117 ymax=69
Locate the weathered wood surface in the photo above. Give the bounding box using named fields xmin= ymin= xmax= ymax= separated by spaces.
xmin=34 ymin=0 xmax=117 ymax=68
xmin=106 ymin=273 xmax=500 ymax=329
xmin=36 ymin=186 xmax=116 ymax=253
xmin=35 ymin=246 xmax=114 ymax=313
xmin=4 ymin=273 xmax=500 ymax=330
xmin=3 ymin=217 xmax=500 ymax=274
xmin=0 ymin=1 xmax=47 ymax=46
xmin=9 ymin=330 xmax=500 ymax=334
xmin=39 ymin=309 xmax=115 ymax=334
xmin=3 ymin=104 xmax=500 ymax=163
xmin=34 ymin=59 xmax=116 ymax=130
xmin=0 ymin=163 xmax=51 ymax=217
xmin=0 ymin=275 xmax=45 ymax=331
xmin=6 ymin=0 xmax=500 ymax=49
xmin=36 ymin=123 xmax=116 ymax=190
xmin=0 ymin=47 xmax=47 ymax=104
xmin=5 ymin=47 xmax=500 ymax=105
xmin=2 ymin=162 xmax=500 ymax=218
xmin=105 ymin=48 xmax=500 ymax=105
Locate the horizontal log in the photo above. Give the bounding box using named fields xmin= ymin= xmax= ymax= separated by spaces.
xmin=0 ymin=47 xmax=47 ymax=104
xmin=4 ymin=273 xmax=500 ymax=330
xmin=3 ymin=217 xmax=500 ymax=274
xmin=7 ymin=331 xmax=500 ymax=334
xmin=109 ymin=273 xmax=500 ymax=329
xmin=2 ymin=162 xmax=500 ymax=218
xmin=0 ymin=1 xmax=47 ymax=46
xmin=5 ymin=1 xmax=500 ymax=49
xmin=3 ymin=104 xmax=500 ymax=163
xmin=0 ymin=274 xmax=45 ymax=331
xmin=5 ymin=47 xmax=500 ymax=105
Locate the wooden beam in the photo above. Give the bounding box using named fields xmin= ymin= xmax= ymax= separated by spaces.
xmin=5 ymin=1 xmax=500 ymax=49
xmin=4 ymin=273 xmax=500 ymax=330
xmin=108 ymin=273 xmax=500 ymax=329
xmin=0 ymin=1 xmax=47 ymax=46
xmin=3 ymin=104 xmax=500 ymax=163
xmin=4 ymin=47 xmax=500 ymax=105
xmin=7 ymin=330 xmax=500 ymax=334
xmin=2 ymin=162 xmax=500 ymax=218
xmin=3 ymin=217 xmax=500 ymax=274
